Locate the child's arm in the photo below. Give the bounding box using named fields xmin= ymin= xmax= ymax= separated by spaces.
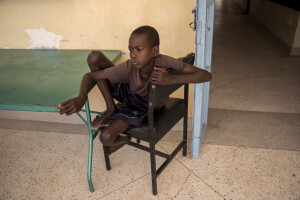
xmin=150 ymin=64 xmax=212 ymax=85
xmin=58 ymin=70 xmax=107 ymax=115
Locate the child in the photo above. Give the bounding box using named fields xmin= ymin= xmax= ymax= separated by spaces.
xmin=58 ymin=25 xmax=212 ymax=153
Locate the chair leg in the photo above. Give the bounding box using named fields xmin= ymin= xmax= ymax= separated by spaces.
xmin=137 ymin=138 xmax=141 ymax=144
xmin=183 ymin=130 xmax=187 ymax=156
xmin=103 ymin=145 xmax=111 ymax=171
xmin=183 ymin=84 xmax=188 ymax=156
xmin=183 ymin=117 xmax=188 ymax=157
xmin=183 ymin=142 xmax=187 ymax=156
xmin=149 ymin=142 xmax=158 ymax=195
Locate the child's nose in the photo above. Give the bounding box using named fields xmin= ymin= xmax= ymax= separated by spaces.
xmin=131 ymin=52 xmax=137 ymax=58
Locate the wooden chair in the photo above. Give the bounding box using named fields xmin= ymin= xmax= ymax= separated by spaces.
xmin=101 ymin=53 xmax=195 ymax=195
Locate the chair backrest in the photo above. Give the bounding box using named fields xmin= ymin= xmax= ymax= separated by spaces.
xmin=148 ymin=52 xmax=195 ymax=110
xmin=148 ymin=71 xmax=183 ymax=109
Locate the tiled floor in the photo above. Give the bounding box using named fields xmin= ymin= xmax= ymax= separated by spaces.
xmin=1 ymin=0 xmax=300 ymax=199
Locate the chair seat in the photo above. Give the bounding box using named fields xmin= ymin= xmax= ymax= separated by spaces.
xmin=123 ymin=97 xmax=185 ymax=143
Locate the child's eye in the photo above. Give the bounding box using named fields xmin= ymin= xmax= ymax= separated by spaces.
xmin=137 ymin=48 xmax=143 ymax=52
xmin=128 ymin=48 xmax=133 ymax=52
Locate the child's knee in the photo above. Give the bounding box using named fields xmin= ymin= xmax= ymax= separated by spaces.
xmin=87 ymin=50 xmax=106 ymax=71
xmin=99 ymin=131 xmax=113 ymax=146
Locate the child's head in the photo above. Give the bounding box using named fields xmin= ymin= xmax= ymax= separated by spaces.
xmin=131 ymin=25 xmax=160 ymax=48
xmin=129 ymin=25 xmax=160 ymax=70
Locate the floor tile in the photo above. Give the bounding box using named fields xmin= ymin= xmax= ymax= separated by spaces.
xmin=210 ymin=68 xmax=245 ymax=90
xmin=205 ymin=109 xmax=300 ymax=151
xmin=249 ymin=65 xmax=300 ymax=94
xmin=100 ymin=161 xmax=224 ymax=200
xmin=158 ymin=108 xmax=300 ymax=152
xmin=0 ymin=128 xmax=18 ymax=137
xmin=0 ymin=130 xmax=164 ymax=199
xmin=173 ymin=143 xmax=300 ymax=200
xmin=209 ymin=76 xmax=300 ymax=114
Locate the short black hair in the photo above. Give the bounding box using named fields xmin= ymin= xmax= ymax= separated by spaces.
xmin=131 ymin=25 xmax=160 ymax=47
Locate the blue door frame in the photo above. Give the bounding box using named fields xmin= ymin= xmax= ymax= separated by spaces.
xmin=191 ymin=0 xmax=215 ymax=158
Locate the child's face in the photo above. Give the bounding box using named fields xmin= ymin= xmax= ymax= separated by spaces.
xmin=128 ymin=34 xmax=157 ymax=70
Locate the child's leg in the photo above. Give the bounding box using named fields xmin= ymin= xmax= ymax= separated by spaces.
xmin=87 ymin=50 xmax=118 ymax=129
xmin=100 ymin=119 xmax=131 ymax=153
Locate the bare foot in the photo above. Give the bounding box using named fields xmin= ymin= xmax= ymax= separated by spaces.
xmin=91 ymin=104 xmax=122 ymax=130
xmin=91 ymin=111 xmax=114 ymax=130
xmin=108 ymin=135 xmax=132 ymax=154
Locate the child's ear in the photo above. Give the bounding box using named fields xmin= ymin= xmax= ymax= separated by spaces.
xmin=152 ymin=45 xmax=159 ymax=57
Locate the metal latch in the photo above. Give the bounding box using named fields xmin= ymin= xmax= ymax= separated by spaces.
xmin=189 ymin=8 xmax=197 ymax=31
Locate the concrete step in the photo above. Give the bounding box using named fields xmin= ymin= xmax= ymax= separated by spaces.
xmin=1 ymin=108 xmax=299 ymax=152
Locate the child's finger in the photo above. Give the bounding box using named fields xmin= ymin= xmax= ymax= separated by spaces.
xmin=150 ymin=78 xmax=158 ymax=84
xmin=58 ymin=103 xmax=71 ymax=114
xmin=151 ymin=71 xmax=163 ymax=77
xmin=154 ymin=67 xmax=166 ymax=72
xmin=151 ymin=72 xmax=158 ymax=78
xmin=150 ymin=76 xmax=159 ymax=83
xmin=64 ymin=105 xmax=75 ymax=115
xmin=57 ymin=106 xmax=64 ymax=113
xmin=67 ymin=108 xmax=77 ymax=116
xmin=150 ymin=74 xmax=160 ymax=81
xmin=57 ymin=105 xmax=63 ymax=111
xmin=59 ymin=108 xmax=67 ymax=114
xmin=59 ymin=100 xmax=70 ymax=107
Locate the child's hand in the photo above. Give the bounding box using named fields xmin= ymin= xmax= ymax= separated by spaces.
xmin=57 ymin=95 xmax=86 ymax=115
xmin=151 ymin=67 xmax=174 ymax=85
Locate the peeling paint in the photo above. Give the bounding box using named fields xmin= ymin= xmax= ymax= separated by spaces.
xmin=24 ymin=28 xmax=63 ymax=49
